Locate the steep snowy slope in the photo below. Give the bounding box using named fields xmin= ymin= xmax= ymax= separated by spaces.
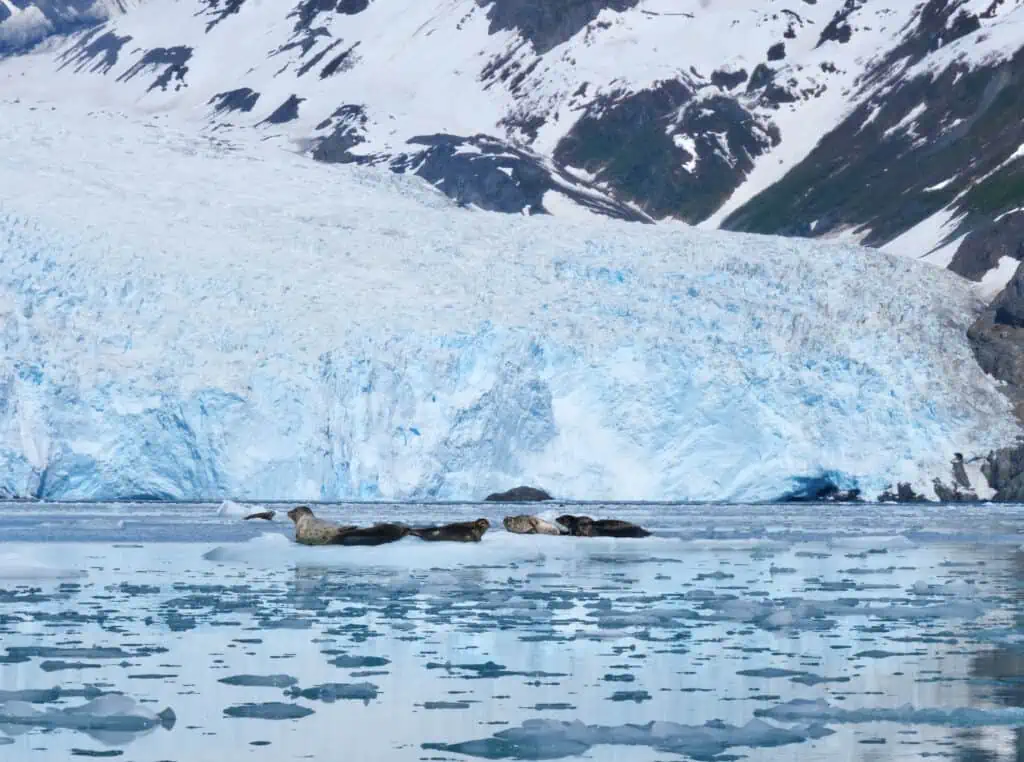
xmin=0 ymin=103 xmax=1018 ymax=502
xmin=1 ymin=0 xmax=1021 ymax=280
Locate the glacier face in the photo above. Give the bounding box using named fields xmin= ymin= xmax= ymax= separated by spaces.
xmin=0 ymin=104 xmax=1019 ymax=502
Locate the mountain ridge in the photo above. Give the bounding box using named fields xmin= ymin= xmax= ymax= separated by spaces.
xmin=1 ymin=0 xmax=1021 ymax=286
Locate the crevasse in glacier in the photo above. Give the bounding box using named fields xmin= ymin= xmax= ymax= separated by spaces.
xmin=0 ymin=106 xmax=1018 ymax=501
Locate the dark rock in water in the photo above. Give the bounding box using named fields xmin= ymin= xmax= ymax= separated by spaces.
xmin=485 ymin=486 xmax=553 ymax=502
xmin=877 ymin=482 xmax=928 ymax=503
xmin=779 ymin=474 xmax=861 ymax=503
xmin=968 ymin=261 xmax=1024 ymax=421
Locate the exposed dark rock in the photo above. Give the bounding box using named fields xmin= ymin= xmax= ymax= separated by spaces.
xmin=320 ymin=41 xmax=360 ymax=78
xmin=475 ymin=0 xmax=641 ymax=55
xmin=767 ymin=42 xmax=786 ymax=61
xmin=0 ymin=3 xmax=9 ymax=23
xmin=816 ymin=0 xmax=863 ymax=47
xmin=968 ymin=261 xmax=1024 ymax=419
xmin=392 ymin=133 xmax=651 ymax=221
xmin=711 ymin=68 xmax=748 ymax=91
xmin=311 ymin=104 xmax=368 ymax=160
xmin=949 ymin=210 xmax=1024 ymax=282
xmin=877 ymin=483 xmax=929 ymax=503
xmin=209 ymin=87 xmax=260 ymax=114
xmin=485 ymin=486 xmax=553 ymax=502
xmin=116 ymin=46 xmax=192 ymax=92
xmin=296 ymin=38 xmax=341 ymax=77
xmin=723 ymin=46 xmax=1024 ymax=247
xmin=555 ymin=80 xmax=779 ymax=222
xmin=199 ymin=0 xmax=247 ymax=31
xmin=952 ymin=453 xmax=970 ymax=488
xmin=57 ymin=29 xmax=132 ymax=74
xmin=982 ymin=440 xmax=1024 ymax=501
xmin=259 ymin=94 xmax=305 ymax=125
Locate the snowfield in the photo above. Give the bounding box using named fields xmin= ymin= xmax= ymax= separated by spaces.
xmin=0 ymin=102 xmax=1019 ymax=501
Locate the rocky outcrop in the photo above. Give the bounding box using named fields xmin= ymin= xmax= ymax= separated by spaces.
xmin=485 ymin=486 xmax=553 ymax=502
xmin=981 ymin=441 xmax=1024 ymax=501
xmin=968 ymin=261 xmax=1024 ymax=420
xmin=877 ymin=482 xmax=929 ymax=503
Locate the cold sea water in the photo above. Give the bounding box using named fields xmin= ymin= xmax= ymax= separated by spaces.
xmin=0 ymin=501 xmax=1021 ymax=761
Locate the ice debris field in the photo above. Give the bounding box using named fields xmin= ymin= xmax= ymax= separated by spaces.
xmin=0 ymin=102 xmax=1020 ymax=504
xmin=0 ymin=501 xmax=1021 ymax=761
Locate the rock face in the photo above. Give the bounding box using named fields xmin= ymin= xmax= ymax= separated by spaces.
xmin=2 ymin=1 xmax=1021 ymax=278
xmin=968 ymin=261 xmax=1024 ymax=420
xmin=485 ymin=486 xmax=553 ymax=502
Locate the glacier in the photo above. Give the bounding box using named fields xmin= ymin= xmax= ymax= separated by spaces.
xmin=0 ymin=102 xmax=1019 ymax=502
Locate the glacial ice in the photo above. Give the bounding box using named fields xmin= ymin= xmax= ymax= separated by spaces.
xmin=0 ymin=103 xmax=1020 ymax=501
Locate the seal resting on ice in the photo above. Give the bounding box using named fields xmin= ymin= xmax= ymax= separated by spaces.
xmin=287 ymin=506 xmax=356 ymax=545
xmin=410 ymin=519 xmax=490 ymax=543
xmin=503 ymin=515 xmax=564 ymax=535
xmin=287 ymin=507 xmax=411 ymax=546
xmin=556 ymin=514 xmax=651 ymax=538
xmin=243 ymin=510 xmax=276 ymax=521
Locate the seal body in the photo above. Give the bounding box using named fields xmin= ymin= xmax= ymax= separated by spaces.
xmin=503 ymin=515 xmax=564 ymax=535
xmin=332 ymin=523 xmax=411 ymax=546
xmin=287 ymin=506 xmax=356 ymax=546
xmin=556 ymin=514 xmax=651 ymax=538
xmin=243 ymin=510 xmax=276 ymax=521
xmin=410 ymin=519 xmax=490 ymax=543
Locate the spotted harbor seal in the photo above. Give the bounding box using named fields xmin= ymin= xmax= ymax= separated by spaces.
xmin=410 ymin=519 xmax=490 ymax=543
xmin=556 ymin=514 xmax=651 ymax=538
xmin=287 ymin=507 xmax=411 ymax=547
xmin=287 ymin=506 xmax=357 ymax=546
xmin=503 ymin=515 xmax=564 ymax=535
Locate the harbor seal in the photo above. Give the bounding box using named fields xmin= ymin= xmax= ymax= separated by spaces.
xmin=287 ymin=506 xmax=357 ymax=546
xmin=503 ymin=515 xmax=564 ymax=535
xmin=287 ymin=507 xmax=410 ymax=546
xmin=243 ymin=510 xmax=276 ymax=521
xmin=410 ymin=518 xmax=490 ymax=543
xmin=556 ymin=514 xmax=651 ymax=538
xmin=333 ymin=523 xmax=411 ymax=546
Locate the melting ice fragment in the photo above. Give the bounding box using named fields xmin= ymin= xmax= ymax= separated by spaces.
xmin=757 ymin=699 xmax=1024 ymax=727
xmin=0 ymin=695 xmax=175 ymax=745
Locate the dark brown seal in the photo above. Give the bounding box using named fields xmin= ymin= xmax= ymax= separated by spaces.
xmin=332 ymin=523 xmax=411 ymax=546
xmin=556 ymin=514 xmax=651 ymax=538
xmin=243 ymin=510 xmax=276 ymax=521
xmin=410 ymin=518 xmax=490 ymax=543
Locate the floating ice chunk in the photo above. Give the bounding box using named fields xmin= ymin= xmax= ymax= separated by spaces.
xmin=0 ymin=551 xmax=87 ymax=580
xmin=0 ymin=695 xmax=174 ymax=745
xmin=758 ymin=699 xmax=1024 ymax=727
xmin=218 ymin=675 xmax=298 ymax=688
xmin=286 ymin=683 xmax=380 ymax=703
xmin=223 ymin=702 xmax=314 ymax=720
xmin=424 ymin=716 xmax=826 ymax=759
xmin=0 ymin=688 xmax=61 ymax=704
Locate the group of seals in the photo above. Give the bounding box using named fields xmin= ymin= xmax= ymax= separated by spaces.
xmin=504 ymin=513 xmax=650 ymax=538
xmin=286 ymin=507 xmax=490 ymax=546
xmin=287 ymin=507 xmax=649 ymax=547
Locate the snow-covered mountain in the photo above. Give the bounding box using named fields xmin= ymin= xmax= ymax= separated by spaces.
xmin=0 ymin=102 xmax=1019 ymax=502
xmin=1 ymin=0 xmax=1021 ymax=283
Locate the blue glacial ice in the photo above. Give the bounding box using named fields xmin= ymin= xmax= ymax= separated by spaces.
xmin=0 ymin=104 xmax=1019 ymax=501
